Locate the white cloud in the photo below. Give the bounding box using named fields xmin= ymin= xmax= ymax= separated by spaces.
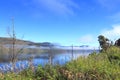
xmin=32 ymin=0 xmax=79 ymax=16
xmin=79 ymin=34 xmax=99 ymax=47
xmin=101 ymin=24 xmax=120 ymax=41
xmin=79 ymin=35 xmax=95 ymax=43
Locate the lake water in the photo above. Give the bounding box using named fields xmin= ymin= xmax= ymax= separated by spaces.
xmin=0 ymin=50 xmax=98 ymax=72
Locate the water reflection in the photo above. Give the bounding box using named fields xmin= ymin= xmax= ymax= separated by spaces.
xmin=0 ymin=50 xmax=97 ymax=72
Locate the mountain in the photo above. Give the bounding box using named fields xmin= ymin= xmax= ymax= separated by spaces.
xmin=0 ymin=37 xmax=54 ymax=47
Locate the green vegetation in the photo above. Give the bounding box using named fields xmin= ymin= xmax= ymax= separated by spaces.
xmin=65 ymin=46 xmax=120 ymax=80
xmin=0 ymin=34 xmax=120 ymax=80
xmin=115 ymin=38 xmax=120 ymax=46
xmin=98 ymin=35 xmax=112 ymax=51
xmin=0 ymin=46 xmax=119 ymax=80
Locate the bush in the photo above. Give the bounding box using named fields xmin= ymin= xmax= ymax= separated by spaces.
xmin=1 ymin=46 xmax=120 ymax=80
xmin=106 ymin=46 xmax=120 ymax=65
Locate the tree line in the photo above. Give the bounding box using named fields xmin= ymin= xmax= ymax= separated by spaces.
xmin=98 ymin=35 xmax=120 ymax=51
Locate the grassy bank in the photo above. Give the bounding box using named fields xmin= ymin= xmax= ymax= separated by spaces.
xmin=0 ymin=46 xmax=120 ymax=80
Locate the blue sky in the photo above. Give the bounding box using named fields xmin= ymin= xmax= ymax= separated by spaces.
xmin=0 ymin=0 xmax=120 ymax=47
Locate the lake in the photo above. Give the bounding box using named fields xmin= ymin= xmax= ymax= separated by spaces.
xmin=0 ymin=50 xmax=98 ymax=72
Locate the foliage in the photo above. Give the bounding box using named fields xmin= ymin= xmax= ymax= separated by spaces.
xmin=115 ymin=38 xmax=120 ymax=46
xmin=106 ymin=46 xmax=120 ymax=65
xmin=0 ymin=46 xmax=120 ymax=80
xmin=34 ymin=65 xmax=58 ymax=80
xmin=64 ymin=48 xmax=120 ymax=80
xmin=98 ymin=35 xmax=110 ymax=51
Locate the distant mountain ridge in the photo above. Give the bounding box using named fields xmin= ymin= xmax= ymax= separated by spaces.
xmin=0 ymin=37 xmax=53 ymax=47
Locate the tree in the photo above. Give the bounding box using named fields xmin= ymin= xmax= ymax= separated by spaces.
xmin=115 ymin=38 xmax=120 ymax=46
xmin=98 ymin=35 xmax=110 ymax=51
xmin=7 ymin=18 xmax=24 ymax=71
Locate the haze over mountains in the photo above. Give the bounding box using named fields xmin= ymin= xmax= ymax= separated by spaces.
xmin=0 ymin=37 xmax=54 ymax=47
xmin=0 ymin=37 xmax=96 ymax=50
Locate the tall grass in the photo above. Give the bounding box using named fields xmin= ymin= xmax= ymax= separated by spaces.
xmin=63 ymin=46 xmax=120 ymax=80
xmin=0 ymin=46 xmax=120 ymax=80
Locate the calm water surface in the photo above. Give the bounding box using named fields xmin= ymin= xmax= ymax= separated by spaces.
xmin=0 ymin=50 xmax=97 ymax=72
